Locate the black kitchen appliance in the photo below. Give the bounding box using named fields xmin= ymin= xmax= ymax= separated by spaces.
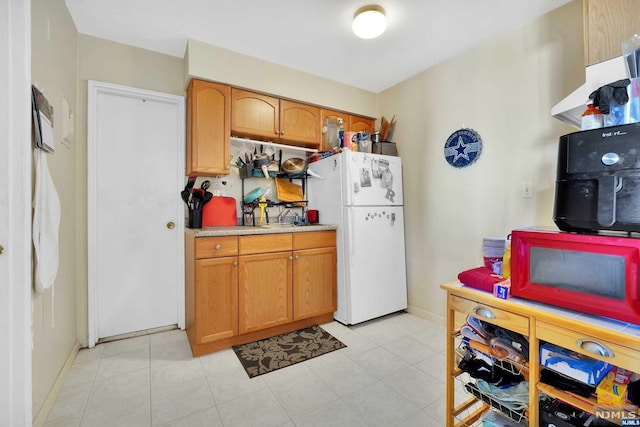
xmin=554 ymin=122 xmax=640 ymax=233
xmin=539 ymin=397 xmax=617 ymax=427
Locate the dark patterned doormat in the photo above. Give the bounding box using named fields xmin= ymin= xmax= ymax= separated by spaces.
xmin=232 ymin=325 xmax=346 ymax=378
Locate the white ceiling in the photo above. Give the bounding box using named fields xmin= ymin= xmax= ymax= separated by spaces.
xmin=64 ymin=0 xmax=573 ymax=93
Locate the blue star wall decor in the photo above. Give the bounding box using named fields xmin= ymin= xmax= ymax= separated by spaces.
xmin=444 ymin=128 xmax=482 ymax=168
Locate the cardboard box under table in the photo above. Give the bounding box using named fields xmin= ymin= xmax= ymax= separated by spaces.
xmin=540 ymin=343 xmax=612 ymax=386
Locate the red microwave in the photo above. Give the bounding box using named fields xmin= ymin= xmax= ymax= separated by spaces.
xmin=511 ymin=229 xmax=640 ymax=324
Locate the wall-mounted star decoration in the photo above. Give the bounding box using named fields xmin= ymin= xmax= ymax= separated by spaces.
xmin=444 ymin=128 xmax=482 ymax=168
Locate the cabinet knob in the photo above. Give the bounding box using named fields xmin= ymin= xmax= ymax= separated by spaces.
xmin=280 ymin=130 xmax=284 ymax=135
xmin=233 ymin=261 xmax=238 ymax=267
xmin=289 ymin=255 xmax=293 ymax=261
xmin=215 ymin=244 xmax=221 ymax=250
xmin=472 ymin=306 xmax=496 ymax=319
xmin=576 ymin=339 xmax=614 ymax=358
xmin=0 ymin=244 xmax=3 ymax=255
xmin=275 ymin=131 xmax=279 ymax=135
xmin=294 ymin=255 xmax=299 ymax=260
xmin=166 ymin=221 xmax=175 ymax=229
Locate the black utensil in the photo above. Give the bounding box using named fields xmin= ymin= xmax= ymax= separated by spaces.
xmin=191 ymin=188 xmax=205 ymax=209
xmin=181 ymin=190 xmax=190 ymax=205
xmin=201 ymin=180 xmax=210 ymax=191
xmin=184 ymin=175 xmax=196 ymax=192
xmin=202 ymin=191 xmax=213 ymax=206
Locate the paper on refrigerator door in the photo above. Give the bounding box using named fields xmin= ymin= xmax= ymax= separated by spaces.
xmin=345 ymin=151 xmax=403 ymax=206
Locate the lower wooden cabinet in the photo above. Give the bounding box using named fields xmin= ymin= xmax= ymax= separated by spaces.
xmin=185 ymin=230 xmax=336 ymax=356
xmin=194 ymin=256 xmax=238 ymax=343
xmin=293 ymin=247 xmax=337 ymax=321
xmin=238 ymin=251 xmax=293 ymax=334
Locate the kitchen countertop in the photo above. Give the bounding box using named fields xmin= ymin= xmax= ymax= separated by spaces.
xmin=186 ymin=224 xmax=337 ymax=237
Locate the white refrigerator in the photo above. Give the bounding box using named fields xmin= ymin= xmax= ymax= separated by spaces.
xmin=307 ymin=150 xmax=407 ymax=325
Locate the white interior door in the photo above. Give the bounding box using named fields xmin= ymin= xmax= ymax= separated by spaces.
xmin=88 ymin=81 xmax=184 ymax=345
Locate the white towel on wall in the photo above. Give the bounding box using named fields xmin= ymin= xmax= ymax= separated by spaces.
xmin=32 ymin=148 xmax=61 ymax=294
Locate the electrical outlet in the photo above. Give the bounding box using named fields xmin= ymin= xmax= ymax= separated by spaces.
xmin=521 ymin=181 xmax=533 ymax=199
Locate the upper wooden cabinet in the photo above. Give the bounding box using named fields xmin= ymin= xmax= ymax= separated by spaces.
xmin=322 ymin=109 xmax=376 ymax=134
xmin=350 ymin=115 xmax=375 ymax=134
xmin=279 ymin=100 xmax=321 ymax=146
xmin=321 ymin=109 xmax=349 ymax=128
xmin=320 ymin=109 xmax=348 ymax=151
xmin=230 ymin=89 xmax=280 ymax=140
xmin=231 ymin=88 xmax=321 ymax=148
xmin=186 ymin=79 xmax=231 ymax=176
xmin=320 ymin=109 xmax=377 ymax=151
xmin=186 ymin=81 xmax=375 ymax=173
xmin=584 ymin=0 xmax=640 ymax=65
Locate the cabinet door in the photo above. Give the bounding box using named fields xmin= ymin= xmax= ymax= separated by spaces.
xmin=349 ymin=115 xmax=375 ymax=134
xmin=320 ymin=109 xmax=348 ymax=151
xmin=186 ymin=80 xmax=231 ymax=176
xmin=293 ymin=247 xmax=337 ymax=321
xmin=584 ymin=0 xmax=640 ymax=65
xmin=194 ymin=256 xmax=238 ymax=343
xmin=280 ymin=100 xmax=321 ymax=147
xmin=238 ymin=252 xmax=293 ymax=334
xmin=231 ymin=88 xmax=280 ymax=140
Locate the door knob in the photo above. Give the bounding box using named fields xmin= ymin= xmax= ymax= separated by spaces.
xmin=166 ymin=222 xmax=175 ymax=229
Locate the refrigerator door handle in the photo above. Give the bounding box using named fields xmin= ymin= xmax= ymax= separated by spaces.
xmin=348 ymin=210 xmax=356 ymax=265
xmin=346 ymin=157 xmax=353 ymax=201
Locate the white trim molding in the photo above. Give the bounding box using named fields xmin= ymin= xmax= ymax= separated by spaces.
xmin=0 ymin=0 xmax=33 ymax=424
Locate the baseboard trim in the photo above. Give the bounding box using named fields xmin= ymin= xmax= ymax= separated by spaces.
xmin=32 ymin=341 xmax=81 ymax=427
xmin=407 ymin=305 xmax=446 ymax=326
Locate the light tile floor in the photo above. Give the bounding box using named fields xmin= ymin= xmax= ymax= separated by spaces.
xmin=44 ymin=312 xmax=456 ymax=427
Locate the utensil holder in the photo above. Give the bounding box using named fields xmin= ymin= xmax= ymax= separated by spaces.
xmin=188 ymin=208 xmax=203 ymax=228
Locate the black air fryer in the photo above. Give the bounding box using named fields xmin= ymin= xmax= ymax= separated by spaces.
xmin=554 ymin=122 xmax=640 ymax=233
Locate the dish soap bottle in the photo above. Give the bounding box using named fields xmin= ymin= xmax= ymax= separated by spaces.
xmin=581 ymin=103 xmax=603 ymax=130
xmin=502 ymin=239 xmax=511 ymax=279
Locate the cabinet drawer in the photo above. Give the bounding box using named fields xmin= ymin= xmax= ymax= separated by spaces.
xmin=293 ymin=231 xmax=335 ymax=250
xmin=194 ymin=236 xmax=238 ymax=259
xmin=239 ymin=233 xmax=292 ymax=255
xmin=448 ymin=295 xmax=529 ymax=336
xmin=536 ymin=320 xmax=638 ymax=372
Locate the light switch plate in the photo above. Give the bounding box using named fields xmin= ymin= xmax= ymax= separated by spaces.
xmin=521 ymin=181 xmax=533 ymax=199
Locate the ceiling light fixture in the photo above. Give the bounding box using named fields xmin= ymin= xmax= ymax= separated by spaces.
xmin=352 ymin=5 xmax=387 ymax=39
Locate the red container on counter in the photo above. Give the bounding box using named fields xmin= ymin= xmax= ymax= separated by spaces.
xmin=202 ymin=196 xmax=237 ymax=227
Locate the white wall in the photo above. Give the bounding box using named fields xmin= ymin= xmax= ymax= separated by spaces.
xmin=31 ymin=0 xmax=79 ymax=418
xmin=185 ymin=39 xmax=378 ymax=118
xmin=378 ymin=0 xmax=584 ymax=321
